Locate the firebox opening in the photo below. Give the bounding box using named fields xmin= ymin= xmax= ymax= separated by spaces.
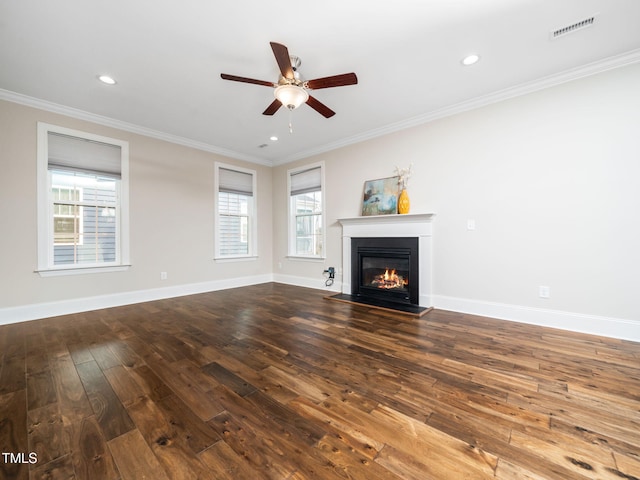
xmin=362 ymin=257 xmax=409 ymax=292
xmin=352 ymin=237 xmax=419 ymax=307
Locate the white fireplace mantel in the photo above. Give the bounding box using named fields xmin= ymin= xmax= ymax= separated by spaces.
xmin=338 ymin=213 xmax=435 ymax=307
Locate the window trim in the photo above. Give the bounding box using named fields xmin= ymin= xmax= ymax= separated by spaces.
xmin=36 ymin=122 xmax=130 ymax=275
xmin=287 ymin=161 xmax=326 ymax=260
xmin=214 ymin=162 xmax=257 ymax=261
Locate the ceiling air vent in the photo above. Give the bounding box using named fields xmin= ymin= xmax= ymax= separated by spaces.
xmin=550 ymin=15 xmax=597 ymax=39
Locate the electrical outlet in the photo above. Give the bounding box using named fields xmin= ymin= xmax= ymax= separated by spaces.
xmin=467 ymin=219 xmax=476 ymax=231
xmin=160 ymin=272 xmax=168 ymax=280
xmin=539 ymin=286 xmax=550 ymax=298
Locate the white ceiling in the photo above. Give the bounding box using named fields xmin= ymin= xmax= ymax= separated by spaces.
xmin=2 ymin=0 xmax=640 ymax=166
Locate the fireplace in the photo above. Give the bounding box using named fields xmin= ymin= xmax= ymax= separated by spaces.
xmin=334 ymin=213 xmax=434 ymax=315
xmin=352 ymin=237 xmax=419 ymax=306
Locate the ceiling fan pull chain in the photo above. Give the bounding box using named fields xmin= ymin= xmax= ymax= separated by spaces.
xmin=289 ymin=109 xmax=294 ymax=134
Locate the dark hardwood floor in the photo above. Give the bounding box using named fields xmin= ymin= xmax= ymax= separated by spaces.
xmin=1 ymin=282 xmax=639 ymax=479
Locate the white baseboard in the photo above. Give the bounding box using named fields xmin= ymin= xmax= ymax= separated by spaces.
xmin=433 ymin=295 xmax=640 ymax=343
xmin=272 ymin=273 xmax=342 ymax=294
xmin=0 ymin=274 xmax=274 ymax=325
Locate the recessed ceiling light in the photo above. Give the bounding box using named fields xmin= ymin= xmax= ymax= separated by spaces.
xmin=270 ymin=136 xmax=278 ymax=141
xmin=98 ymin=75 xmax=117 ymax=85
xmin=461 ymin=54 xmax=480 ymax=66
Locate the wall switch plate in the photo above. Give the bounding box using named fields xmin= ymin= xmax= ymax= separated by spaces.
xmin=160 ymin=272 xmax=167 ymax=280
xmin=467 ymin=219 xmax=476 ymax=231
xmin=539 ymin=285 xmax=550 ymax=298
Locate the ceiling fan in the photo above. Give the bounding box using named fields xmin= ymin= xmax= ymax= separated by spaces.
xmin=220 ymin=42 xmax=358 ymax=119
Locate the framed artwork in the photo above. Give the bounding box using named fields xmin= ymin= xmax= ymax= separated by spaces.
xmin=362 ymin=176 xmax=399 ymax=216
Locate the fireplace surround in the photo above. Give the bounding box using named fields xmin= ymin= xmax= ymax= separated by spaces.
xmin=336 ymin=213 xmax=434 ymax=314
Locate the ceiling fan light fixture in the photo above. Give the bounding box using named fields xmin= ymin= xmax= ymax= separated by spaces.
xmin=274 ymin=84 xmax=309 ymax=110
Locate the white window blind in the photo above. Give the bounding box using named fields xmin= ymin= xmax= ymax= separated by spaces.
xmin=219 ymin=167 xmax=253 ymax=196
xmin=48 ymin=132 xmax=122 ymax=178
xmin=290 ymin=166 xmax=321 ymax=196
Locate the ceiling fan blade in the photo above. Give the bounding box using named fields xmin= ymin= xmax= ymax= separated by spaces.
xmin=262 ymin=99 xmax=282 ymax=116
xmin=220 ymin=74 xmax=274 ymax=87
xmin=306 ymin=95 xmax=336 ymax=118
xmin=306 ymin=73 xmax=358 ymax=90
xmin=270 ymin=42 xmax=294 ymax=80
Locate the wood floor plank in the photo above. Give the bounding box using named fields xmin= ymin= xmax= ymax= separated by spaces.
xmin=49 ymin=351 xmax=93 ymax=426
xmin=67 ymin=341 xmax=95 ymax=365
xmin=199 ymin=440 xmax=268 ymax=480
xmin=128 ymin=364 xmax=174 ymax=403
xmin=244 ymin=390 xmax=327 ymax=447
xmin=75 ymin=360 xmax=135 ymax=441
xmin=68 ymin=415 xmax=120 ymax=480
xmin=27 ymin=403 xmax=67 ymax=467
xmin=259 ymin=365 xmax=329 ymax=403
xmin=26 ymin=368 xmax=56 ymax=411
xmin=316 ymin=432 xmax=403 ymax=480
xmin=207 ymin=384 xmax=350 ymax=479
xmin=103 ymin=364 xmax=148 ymax=407
xmin=0 ymin=333 xmax=26 ymax=395
xmin=89 ymin=343 xmax=122 ymax=371
xmin=201 ymin=361 xmax=258 ymax=397
xmin=126 ymin=395 xmax=213 ymax=480
xmin=373 ymin=402 xmax=499 ymax=477
xmin=1 ymin=283 xmax=638 ymax=479
xmin=173 ymin=358 xmax=221 ymax=393
xmin=611 ymin=451 xmax=640 ymax=480
xmin=508 ymin=426 xmax=622 ymax=479
xmin=0 ymin=390 xmax=29 ymax=480
xmin=157 ymin=394 xmax=222 ymax=454
xmin=29 ymin=454 xmax=76 ymax=480
xmin=208 ymin=409 xmax=294 ymax=479
xmin=376 ymin=442 xmax=493 ymax=480
xmin=107 ymin=429 xmax=170 ymax=480
xmin=139 ymin=351 xmax=225 ymax=422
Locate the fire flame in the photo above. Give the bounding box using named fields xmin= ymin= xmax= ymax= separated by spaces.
xmin=372 ymin=268 xmax=407 ymax=289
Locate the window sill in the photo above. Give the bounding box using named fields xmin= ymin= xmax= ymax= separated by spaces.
xmin=36 ymin=264 xmax=131 ymax=277
xmin=286 ymin=255 xmax=326 ymax=262
xmin=214 ymin=255 xmax=258 ymax=263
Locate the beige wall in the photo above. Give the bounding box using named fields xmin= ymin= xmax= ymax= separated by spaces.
xmin=273 ymin=62 xmax=640 ymax=336
xmin=0 ymin=100 xmax=273 ymax=312
xmin=2 ymin=62 xmax=640 ymax=339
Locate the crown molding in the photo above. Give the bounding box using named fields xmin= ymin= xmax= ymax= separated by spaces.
xmin=0 ymin=89 xmax=273 ymax=167
xmin=3 ymin=48 xmax=639 ymax=168
xmin=272 ymin=48 xmax=640 ymax=165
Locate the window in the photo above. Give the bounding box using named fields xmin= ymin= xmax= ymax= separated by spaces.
xmin=37 ymin=123 xmax=129 ymax=275
xmin=288 ymin=163 xmax=324 ymax=258
xmin=52 ymin=186 xmax=82 ymax=245
xmin=215 ymin=163 xmax=256 ymax=259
